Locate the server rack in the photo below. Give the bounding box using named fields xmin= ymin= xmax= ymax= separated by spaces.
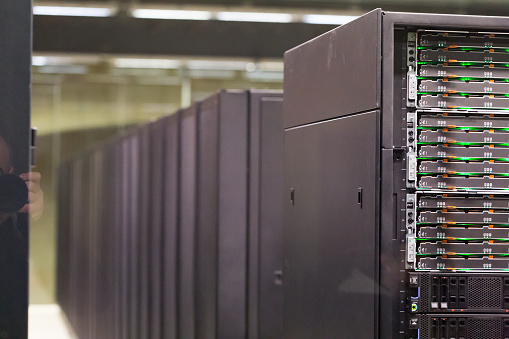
xmin=57 ymin=89 xmax=284 ymax=339
xmin=185 ymin=90 xmax=284 ymax=339
xmin=283 ymin=9 xmax=509 ymax=338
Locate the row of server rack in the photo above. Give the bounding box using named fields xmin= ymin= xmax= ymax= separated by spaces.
xmin=57 ymin=90 xmax=284 ymax=339
xmin=57 ymin=9 xmax=509 ymax=339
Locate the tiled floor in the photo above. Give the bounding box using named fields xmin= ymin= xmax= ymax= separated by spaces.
xmin=28 ymin=304 xmax=77 ymax=339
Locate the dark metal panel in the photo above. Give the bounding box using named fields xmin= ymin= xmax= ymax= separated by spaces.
xmin=71 ymin=158 xmax=91 ymax=339
xmin=162 ymin=112 xmax=180 ymax=339
xmin=87 ymin=151 xmax=101 ymax=338
xmin=56 ymin=162 xmax=71 ymax=316
xmin=119 ymin=136 xmax=132 ymax=339
xmin=178 ymin=104 xmax=199 ymax=339
xmin=247 ymin=90 xmax=284 ymax=339
xmin=149 ymin=119 xmax=166 ymax=339
xmin=32 ymin=15 xmax=335 ymax=58
xmin=257 ymin=96 xmax=284 ymax=339
xmin=137 ymin=125 xmax=152 ymax=338
xmin=96 ymin=145 xmax=118 ymax=339
xmin=0 ymin=3 xmax=31 ymax=338
xmin=283 ymin=111 xmax=379 ymax=338
xmin=195 ymin=94 xmax=220 ymax=339
xmin=217 ymin=90 xmax=249 ymax=339
xmin=112 ymin=140 xmax=125 ymax=339
xmin=127 ymin=134 xmax=141 ymax=339
xmin=283 ymin=9 xmax=381 ymax=128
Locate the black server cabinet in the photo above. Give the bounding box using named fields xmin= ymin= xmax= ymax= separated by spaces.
xmin=161 ymin=113 xmax=180 ymax=339
xmin=283 ymin=9 xmax=509 ymax=338
xmin=247 ymin=91 xmax=284 ymax=339
xmin=57 ymin=89 xmax=283 ymax=339
xmin=190 ymin=90 xmax=284 ymax=339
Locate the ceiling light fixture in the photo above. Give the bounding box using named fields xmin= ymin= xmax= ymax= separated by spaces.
xmin=132 ymin=9 xmax=212 ymax=20
xmin=113 ymin=58 xmax=182 ymax=69
xmin=216 ymin=11 xmax=293 ymax=23
xmin=33 ymin=6 xmax=114 ymax=17
xmin=302 ymin=14 xmax=358 ymax=25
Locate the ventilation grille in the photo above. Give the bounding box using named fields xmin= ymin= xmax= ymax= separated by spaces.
xmin=419 ymin=315 xmax=428 ymax=339
xmin=420 ymin=274 xmax=429 ymax=313
xmin=467 ymin=318 xmax=501 ymax=339
xmin=468 ymin=277 xmax=502 ymax=308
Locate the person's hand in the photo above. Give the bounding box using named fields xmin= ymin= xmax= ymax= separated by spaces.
xmin=18 ymin=172 xmax=43 ymax=220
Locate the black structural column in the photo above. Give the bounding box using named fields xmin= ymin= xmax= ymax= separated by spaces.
xmin=0 ymin=2 xmax=32 ymax=339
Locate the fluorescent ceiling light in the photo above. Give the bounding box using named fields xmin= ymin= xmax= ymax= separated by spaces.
xmin=33 ymin=6 xmax=114 ymax=17
xmin=114 ymin=58 xmax=182 ymax=69
xmin=216 ymin=11 xmax=293 ymax=23
xmin=186 ymin=60 xmax=248 ymax=71
xmin=302 ymin=14 xmax=358 ymax=25
xmin=132 ymin=9 xmax=212 ymax=20
xmin=32 ymin=56 xmax=47 ymax=67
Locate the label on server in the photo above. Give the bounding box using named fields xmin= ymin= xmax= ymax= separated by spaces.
xmin=419 ymin=114 xmax=509 ymax=129
xmin=419 ymin=161 xmax=509 ymax=175
xmin=418 ymin=226 xmax=509 ymax=240
xmin=419 ymin=64 xmax=509 ymax=80
xmin=419 ymin=130 xmax=509 ymax=144
xmin=420 ymin=95 xmax=509 ymax=110
xmin=419 ymin=33 xmax=509 ymax=49
xmin=418 ymin=242 xmax=509 ymax=256
xmin=419 ymin=175 xmax=509 ymax=190
xmin=418 ymin=257 xmax=509 ymax=270
xmin=419 ymin=210 xmax=509 ymax=225
xmin=419 ymin=145 xmax=509 ymax=159
xmin=419 ymin=195 xmax=509 ymax=209
xmin=420 ymin=49 xmax=509 ymax=64
xmin=420 ymin=80 xmax=509 ymax=95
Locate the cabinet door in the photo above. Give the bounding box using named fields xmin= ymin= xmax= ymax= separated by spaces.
xmin=284 ymin=111 xmax=379 ymax=338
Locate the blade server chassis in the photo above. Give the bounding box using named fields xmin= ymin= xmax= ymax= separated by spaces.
xmin=283 ymin=9 xmax=509 ymax=339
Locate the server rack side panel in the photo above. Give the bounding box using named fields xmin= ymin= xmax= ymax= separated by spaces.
xmin=283 ymin=111 xmax=379 ymax=338
xmin=162 ymin=113 xmax=180 ymax=339
xmin=148 ymin=119 xmax=165 ymax=339
xmin=217 ymin=91 xmax=249 ymax=339
xmin=99 ymin=145 xmax=120 ymax=339
xmin=257 ymin=96 xmax=284 ymax=339
xmin=118 ymin=137 xmax=131 ymax=339
xmin=283 ymin=9 xmax=381 ymax=128
xmin=136 ymin=125 xmax=152 ymax=338
xmin=90 ymin=149 xmax=105 ymax=339
xmin=179 ymin=104 xmax=199 ymax=339
xmin=195 ymin=95 xmax=220 ymax=339
xmin=56 ymin=162 xmax=72 ymax=317
xmin=127 ymin=134 xmax=141 ymax=339
xmin=247 ymin=91 xmax=284 ymax=339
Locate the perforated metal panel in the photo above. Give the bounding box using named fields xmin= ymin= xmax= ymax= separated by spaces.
xmin=467 ymin=318 xmax=501 ymax=339
xmin=419 ymin=316 xmax=429 ymax=339
xmin=420 ymin=274 xmax=429 ymax=313
xmin=468 ymin=278 xmax=503 ymax=309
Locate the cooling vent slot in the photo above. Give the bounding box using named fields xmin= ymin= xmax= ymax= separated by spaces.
xmin=467 ymin=277 xmax=503 ymax=309
xmin=419 ymin=315 xmax=429 ymax=339
xmin=420 ymin=274 xmax=429 ymax=313
xmin=467 ymin=318 xmax=501 ymax=339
